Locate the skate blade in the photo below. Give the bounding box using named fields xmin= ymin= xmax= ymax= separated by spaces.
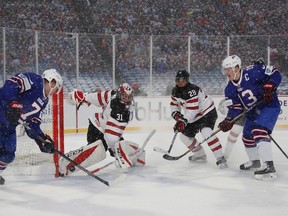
xmin=188 ymin=158 xmax=208 ymax=163
xmin=254 ymin=172 xmax=277 ymax=180
xmin=240 ymin=167 xmax=259 ymax=172
xmin=218 ymin=164 xmax=229 ymax=169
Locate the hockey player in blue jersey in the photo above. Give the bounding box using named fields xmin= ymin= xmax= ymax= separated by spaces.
xmin=218 ymin=55 xmax=281 ymax=180
xmin=0 ymin=69 xmax=63 ymax=185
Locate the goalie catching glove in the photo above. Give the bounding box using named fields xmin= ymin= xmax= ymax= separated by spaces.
xmin=67 ymin=89 xmax=90 ymax=107
xmin=35 ymin=134 xmax=55 ymax=154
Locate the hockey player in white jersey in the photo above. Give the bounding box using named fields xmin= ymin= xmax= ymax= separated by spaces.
xmin=170 ymin=70 xmax=227 ymax=168
xmin=59 ymin=83 xmax=145 ymax=176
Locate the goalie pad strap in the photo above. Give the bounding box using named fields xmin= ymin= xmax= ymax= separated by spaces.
xmin=115 ymin=141 xmax=133 ymax=168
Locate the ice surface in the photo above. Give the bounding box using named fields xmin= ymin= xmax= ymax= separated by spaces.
xmin=1 ymin=130 xmax=288 ymax=216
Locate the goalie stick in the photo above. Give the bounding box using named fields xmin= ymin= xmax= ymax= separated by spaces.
xmin=19 ymin=120 xmax=111 ymax=186
xmin=91 ymin=129 xmax=156 ymax=174
xmin=163 ymin=101 xmax=261 ymax=161
xmin=153 ymin=132 xmax=177 ymax=154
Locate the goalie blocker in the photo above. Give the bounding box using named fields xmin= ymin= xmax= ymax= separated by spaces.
xmin=59 ymin=140 xmax=146 ymax=176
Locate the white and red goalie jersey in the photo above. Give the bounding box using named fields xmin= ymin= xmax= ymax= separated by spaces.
xmin=61 ymin=86 xmax=143 ymax=175
xmin=80 ymin=89 xmax=134 ymax=149
xmin=170 ymin=82 xmax=215 ymax=123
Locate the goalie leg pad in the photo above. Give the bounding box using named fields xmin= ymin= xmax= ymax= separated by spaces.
xmin=127 ymin=141 xmax=146 ymax=166
xmin=114 ymin=140 xmax=146 ymax=168
xmin=59 ymin=140 xmax=106 ymax=175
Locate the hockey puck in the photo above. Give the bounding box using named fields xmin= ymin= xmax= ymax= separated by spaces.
xmin=69 ymin=166 xmax=76 ymax=172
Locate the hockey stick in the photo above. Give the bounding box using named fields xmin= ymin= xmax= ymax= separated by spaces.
xmin=153 ymin=132 xmax=178 ymax=154
xmin=163 ymin=102 xmax=260 ymax=161
xmin=19 ymin=120 xmax=110 ymax=186
xmin=133 ymin=129 xmax=157 ymax=156
xmin=163 ymin=128 xmax=222 ymax=161
xmin=90 ymin=129 xmax=156 ymax=174
xmin=77 ymin=101 xmax=83 ymax=110
xmin=269 ymin=134 xmax=288 ymax=159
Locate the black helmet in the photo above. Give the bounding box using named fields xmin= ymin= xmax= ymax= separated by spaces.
xmin=175 ymin=69 xmax=190 ymax=82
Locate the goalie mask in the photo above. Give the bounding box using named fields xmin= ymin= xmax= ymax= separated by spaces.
xmin=117 ymin=83 xmax=134 ymax=105
xmin=42 ymin=69 xmax=63 ymax=96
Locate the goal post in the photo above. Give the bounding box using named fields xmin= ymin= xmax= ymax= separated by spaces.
xmin=52 ymin=89 xmax=64 ymax=177
xmin=7 ymin=89 xmax=65 ymax=177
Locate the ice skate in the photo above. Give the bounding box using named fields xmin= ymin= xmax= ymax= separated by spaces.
xmin=216 ymin=156 xmax=228 ymax=169
xmin=188 ymin=145 xmax=207 ymax=162
xmin=0 ymin=176 xmax=5 ymax=185
xmin=239 ymin=160 xmax=261 ymax=171
xmin=254 ymin=161 xmax=277 ymax=180
xmin=188 ymin=154 xmax=207 ymax=162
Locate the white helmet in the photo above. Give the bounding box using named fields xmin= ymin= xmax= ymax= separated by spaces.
xmin=117 ymin=83 xmax=134 ymax=105
xmin=42 ymin=69 xmax=63 ymax=95
xmin=221 ymin=55 xmax=241 ymax=75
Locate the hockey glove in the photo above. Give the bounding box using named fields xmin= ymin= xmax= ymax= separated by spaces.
xmin=6 ymin=101 xmax=23 ymax=123
xmin=173 ymin=118 xmax=188 ymax=133
xmin=171 ymin=111 xmax=184 ymax=121
xmin=218 ymin=118 xmax=234 ymax=132
xmin=67 ymin=90 xmax=90 ymax=106
xmin=263 ymin=82 xmax=275 ymax=103
xmin=35 ymin=134 xmax=55 ymax=154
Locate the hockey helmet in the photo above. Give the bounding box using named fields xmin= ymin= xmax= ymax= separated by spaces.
xmin=222 ymin=55 xmax=241 ymax=75
xmin=175 ymin=69 xmax=190 ymax=82
xmin=42 ymin=69 xmax=63 ymax=95
xmin=117 ymin=83 xmax=134 ymax=105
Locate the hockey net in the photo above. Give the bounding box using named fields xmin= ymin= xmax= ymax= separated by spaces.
xmin=6 ymin=90 xmax=64 ymax=177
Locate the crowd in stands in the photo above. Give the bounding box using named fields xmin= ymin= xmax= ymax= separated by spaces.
xmin=2 ymin=0 xmax=288 ymax=36
xmin=0 ymin=0 xmax=287 ymax=95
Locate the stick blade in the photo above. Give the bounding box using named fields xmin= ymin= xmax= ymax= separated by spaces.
xmin=163 ymin=154 xmax=179 ymax=160
xmin=153 ymin=146 xmax=168 ymax=154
